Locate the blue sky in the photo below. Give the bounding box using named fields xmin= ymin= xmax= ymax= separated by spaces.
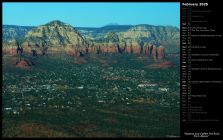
xmin=3 ymin=2 xmax=180 ymax=28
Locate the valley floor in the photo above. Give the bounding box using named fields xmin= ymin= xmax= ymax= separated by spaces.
xmin=2 ymin=53 xmax=180 ymax=138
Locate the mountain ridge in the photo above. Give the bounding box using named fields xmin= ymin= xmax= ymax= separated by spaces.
xmin=3 ymin=20 xmax=180 ymax=53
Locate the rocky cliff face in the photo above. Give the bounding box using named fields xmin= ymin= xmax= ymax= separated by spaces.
xmin=77 ymin=24 xmax=179 ymax=48
xmin=23 ymin=20 xmax=85 ymax=47
xmin=3 ymin=20 xmax=179 ymax=60
xmin=82 ymin=24 xmax=180 ymax=56
xmin=119 ymin=24 xmax=179 ymax=44
xmin=3 ymin=21 xmax=179 ymax=47
xmin=3 ymin=25 xmax=34 ymax=42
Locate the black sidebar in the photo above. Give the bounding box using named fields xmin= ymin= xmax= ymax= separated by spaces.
xmin=181 ymin=0 xmax=222 ymax=138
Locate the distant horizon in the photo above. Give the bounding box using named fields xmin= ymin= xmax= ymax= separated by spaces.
xmin=3 ymin=2 xmax=180 ymax=28
xmin=3 ymin=20 xmax=179 ymax=29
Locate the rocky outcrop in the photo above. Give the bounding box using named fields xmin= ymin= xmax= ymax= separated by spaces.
xmin=23 ymin=20 xmax=85 ymax=47
xmin=3 ymin=25 xmax=34 ymax=42
xmin=16 ymin=59 xmax=34 ymax=70
xmin=151 ymin=45 xmax=157 ymax=59
xmin=3 ymin=20 xmax=177 ymax=60
xmin=157 ymin=45 xmax=165 ymax=60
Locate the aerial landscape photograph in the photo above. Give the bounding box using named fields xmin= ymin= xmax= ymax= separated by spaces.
xmin=2 ymin=2 xmax=180 ymax=138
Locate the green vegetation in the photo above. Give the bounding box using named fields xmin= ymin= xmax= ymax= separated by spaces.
xmin=2 ymin=53 xmax=180 ymax=138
